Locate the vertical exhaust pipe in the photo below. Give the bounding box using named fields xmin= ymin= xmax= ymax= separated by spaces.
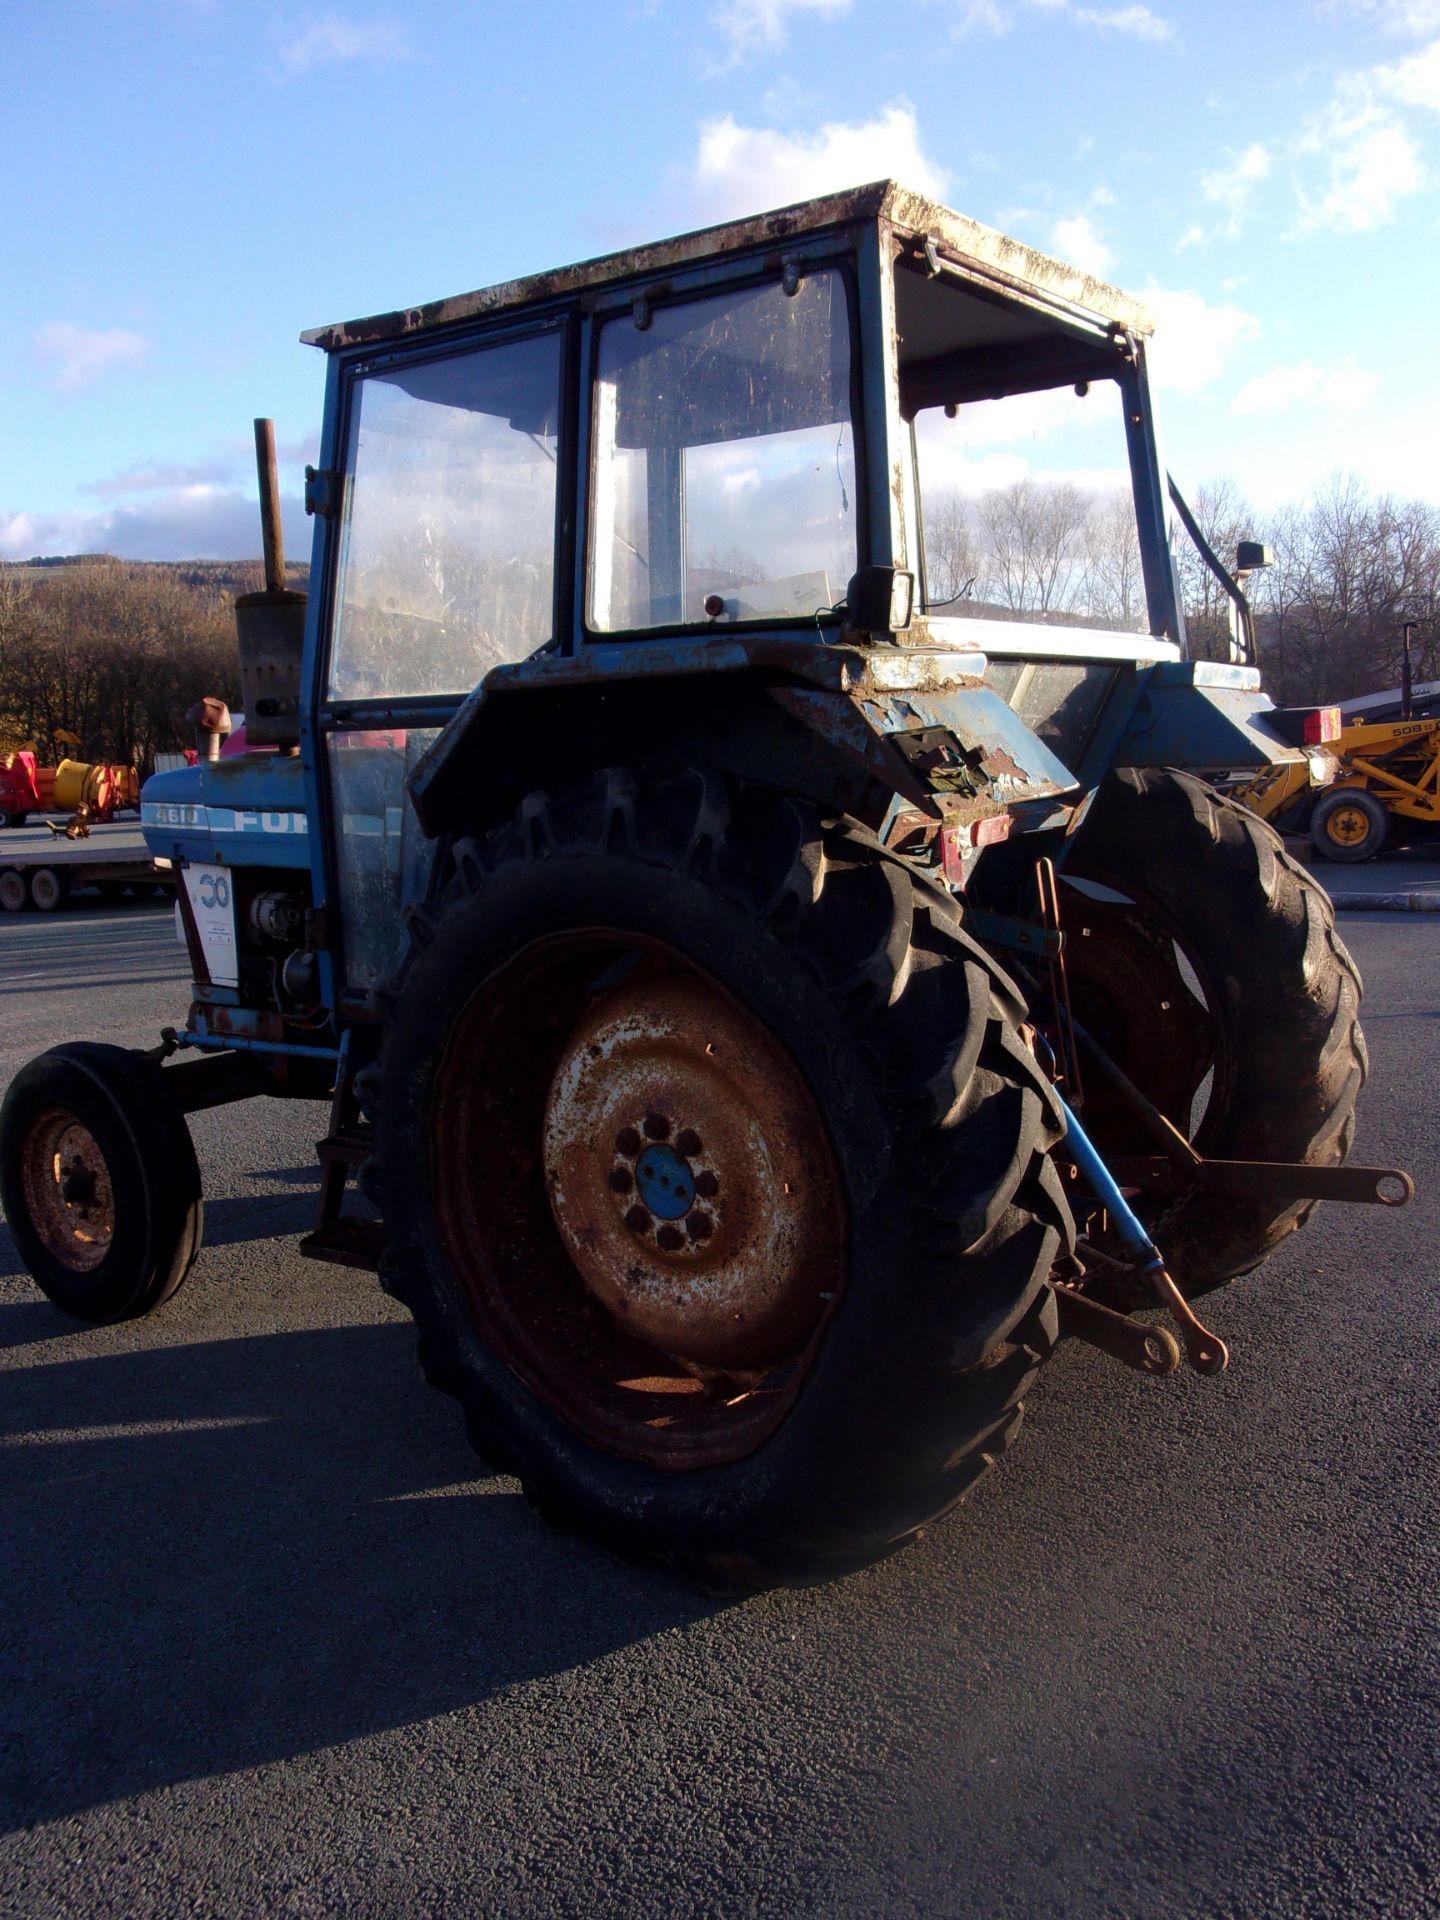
xmin=234 ymin=419 xmax=306 ymax=751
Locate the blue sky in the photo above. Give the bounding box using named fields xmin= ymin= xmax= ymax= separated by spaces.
xmin=2 ymin=0 xmax=1437 ymax=561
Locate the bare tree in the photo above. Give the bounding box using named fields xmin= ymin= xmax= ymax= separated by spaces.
xmin=921 ymin=491 xmax=981 ymax=607
xmin=978 ymin=478 xmax=1090 ymax=615
xmin=1082 ymin=488 xmax=1145 ymax=631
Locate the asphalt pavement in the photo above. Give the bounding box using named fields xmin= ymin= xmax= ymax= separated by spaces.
xmin=1 ymin=886 xmax=1436 ymax=1918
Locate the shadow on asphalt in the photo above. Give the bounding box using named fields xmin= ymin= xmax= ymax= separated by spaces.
xmin=0 ymin=1269 xmax=719 ymax=1832
xmin=199 ymin=1188 xmax=318 ymax=1247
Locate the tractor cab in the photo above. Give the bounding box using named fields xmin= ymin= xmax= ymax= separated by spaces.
xmin=208 ymin=179 xmax=1279 ymax=1023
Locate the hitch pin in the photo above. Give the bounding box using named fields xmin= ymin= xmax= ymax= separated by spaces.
xmin=1056 ymin=1093 xmax=1229 ymax=1375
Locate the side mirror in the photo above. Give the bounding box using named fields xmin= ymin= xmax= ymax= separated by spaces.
xmin=843 ymin=566 xmax=914 ymax=635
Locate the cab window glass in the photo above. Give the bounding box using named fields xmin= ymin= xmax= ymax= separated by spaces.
xmin=589 ymin=272 xmax=856 ymax=630
xmin=329 ymin=330 xmax=561 ymax=698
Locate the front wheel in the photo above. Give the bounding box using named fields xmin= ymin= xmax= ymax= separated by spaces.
xmin=0 ymin=1043 xmax=204 ymax=1320
xmin=1311 ymin=787 xmax=1389 ymax=862
xmin=367 ymin=769 xmax=1072 ymax=1588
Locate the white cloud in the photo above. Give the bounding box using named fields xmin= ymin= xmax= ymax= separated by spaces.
xmin=951 ymin=0 xmax=1175 ymax=40
xmin=1070 ymin=5 xmax=1174 ymax=39
xmin=1289 ymin=34 xmax=1438 ymax=234
xmin=82 ymin=458 xmax=237 ymax=498
xmin=0 ymin=488 xmax=309 ymax=563
xmin=1373 ymin=34 xmax=1440 ymax=108
xmin=34 ymin=322 xmax=150 ymax=393
xmin=1140 ymin=286 xmax=1261 ymax=393
xmin=710 ymin=0 xmax=849 ymax=64
xmin=682 ymin=104 xmax=949 ymax=226
xmin=1297 ymin=114 xmax=1423 ymax=229
xmin=279 ymin=15 xmax=409 ymax=75
xmin=1198 ymin=141 xmax=1270 ymax=237
xmin=1230 ymin=360 xmax=1380 ymax=416
xmin=1327 ymin=1 xmax=1440 ymax=36
xmin=1050 ymin=212 xmax=1113 ymax=276
xmin=1182 ymin=30 xmax=1438 ymax=242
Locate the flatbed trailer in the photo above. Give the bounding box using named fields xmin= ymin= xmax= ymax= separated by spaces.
xmin=0 ymin=820 xmax=170 ymax=913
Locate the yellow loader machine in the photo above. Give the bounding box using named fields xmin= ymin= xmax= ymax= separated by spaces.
xmin=1234 ymin=670 xmax=1440 ymax=863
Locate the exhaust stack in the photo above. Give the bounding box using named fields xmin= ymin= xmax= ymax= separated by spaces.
xmin=234 ymin=418 xmax=305 ymax=750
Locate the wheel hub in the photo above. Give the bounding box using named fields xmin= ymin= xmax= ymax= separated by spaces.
xmin=542 ymin=967 xmax=843 ymax=1370
xmin=1327 ymin=804 xmax=1369 ymax=845
xmin=632 ymin=1141 xmax=697 ymax=1221
xmin=20 ymin=1111 xmax=114 ymax=1273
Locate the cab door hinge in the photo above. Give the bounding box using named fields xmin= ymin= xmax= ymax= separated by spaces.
xmin=304 ymin=465 xmax=339 ymax=517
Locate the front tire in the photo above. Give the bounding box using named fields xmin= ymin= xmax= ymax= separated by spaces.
xmin=0 ymin=1043 xmax=204 ymax=1320
xmin=1311 ymin=787 xmax=1388 ymax=862
xmin=368 ymin=769 xmax=1072 ymax=1588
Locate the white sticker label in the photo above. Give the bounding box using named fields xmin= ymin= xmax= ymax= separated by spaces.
xmin=181 ymin=866 xmax=239 ymax=987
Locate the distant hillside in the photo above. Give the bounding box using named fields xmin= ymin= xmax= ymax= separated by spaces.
xmin=2 ymin=554 xmax=310 ymax=595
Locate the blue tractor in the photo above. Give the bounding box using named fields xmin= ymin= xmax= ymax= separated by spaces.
xmin=1 ymin=184 xmax=1406 ymax=1586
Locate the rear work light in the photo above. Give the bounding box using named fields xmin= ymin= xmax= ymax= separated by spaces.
xmin=1303 ymin=707 xmax=1342 ymax=744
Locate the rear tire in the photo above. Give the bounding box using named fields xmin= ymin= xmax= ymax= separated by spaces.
xmin=1064 ymin=768 xmax=1366 ymax=1298
xmin=0 ymin=1043 xmax=204 ymax=1321
xmin=0 ymin=870 xmax=25 ymax=913
xmin=1310 ymin=787 xmax=1388 ymax=862
xmin=28 ymin=867 xmax=70 ymax=913
xmin=3 ymin=812 xmax=25 ymax=830
xmin=368 ymin=769 xmax=1072 ymax=1588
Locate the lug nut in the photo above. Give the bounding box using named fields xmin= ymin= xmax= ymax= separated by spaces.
xmin=694 ymin=1170 xmax=719 ymax=1198
xmin=676 ymin=1128 xmax=702 ymax=1158
xmin=608 ymin=1167 xmax=633 ymax=1194
xmin=624 ymin=1205 xmax=651 ymax=1234
xmin=643 ymin=1112 xmax=671 ymax=1141
xmin=615 ymin=1127 xmax=641 ymax=1157
xmin=656 ymin=1224 xmax=685 ymax=1252
xmin=685 ymin=1212 xmax=713 ymax=1241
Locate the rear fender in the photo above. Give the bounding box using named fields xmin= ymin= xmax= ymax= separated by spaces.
xmin=1111 ymin=660 xmax=1310 ymax=775
xmin=407 ymin=639 xmax=1083 ymax=841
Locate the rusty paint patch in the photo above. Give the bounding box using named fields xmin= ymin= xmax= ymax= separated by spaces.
xmin=543 ymin=968 xmax=842 ymax=1371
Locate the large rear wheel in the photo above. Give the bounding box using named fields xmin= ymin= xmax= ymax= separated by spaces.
xmin=367 ymin=769 xmax=1072 ymax=1588
xmin=1062 ymin=768 xmax=1366 ymax=1299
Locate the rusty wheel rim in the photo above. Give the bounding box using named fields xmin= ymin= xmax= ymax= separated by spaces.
xmin=1059 ymin=871 xmax=1226 ymax=1149
xmin=19 ymin=1109 xmax=115 ymax=1273
xmin=1324 ymin=802 xmax=1371 ymax=848
xmin=431 ymin=936 xmax=846 ymax=1469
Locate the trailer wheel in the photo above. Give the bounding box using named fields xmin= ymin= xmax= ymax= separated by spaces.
xmin=0 ymin=870 xmax=25 ymax=913
xmin=27 ymin=867 xmax=71 ymax=913
xmin=0 ymin=1043 xmax=203 ymax=1321
xmin=1063 ymin=768 xmax=1365 ymax=1299
xmin=367 ymin=769 xmax=1071 ymax=1588
xmin=1310 ymin=787 xmax=1389 ymax=863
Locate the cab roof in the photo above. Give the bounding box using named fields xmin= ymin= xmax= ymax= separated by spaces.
xmin=301 ymin=179 xmax=1155 ymax=354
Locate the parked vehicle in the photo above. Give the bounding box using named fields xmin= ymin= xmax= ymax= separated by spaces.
xmin=1231 ymin=704 xmax=1440 ymax=862
xmin=0 ymin=184 xmax=1408 ymax=1586
xmin=1 ymin=749 xmax=140 ymax=831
